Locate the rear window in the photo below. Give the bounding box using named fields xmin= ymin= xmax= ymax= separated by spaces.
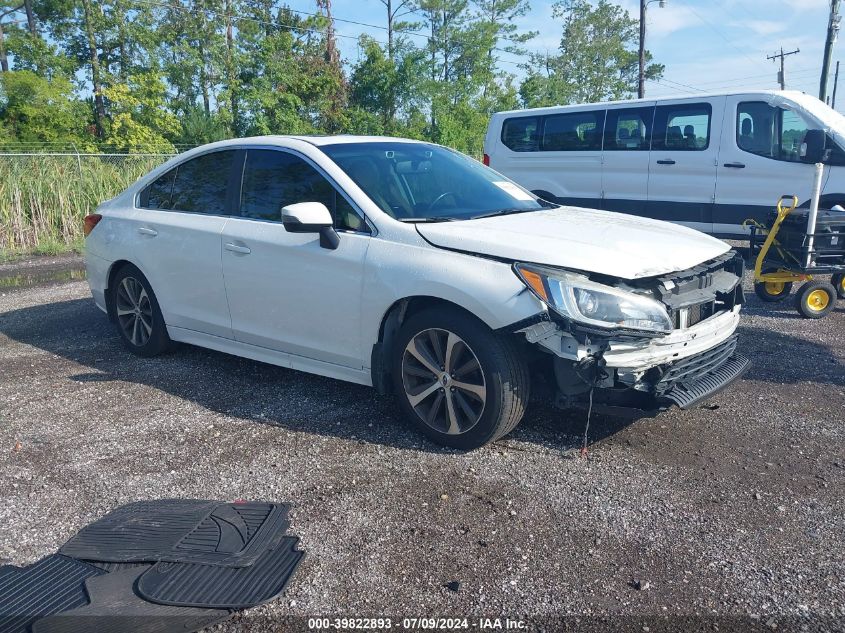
xmin=501 ymin=117 xmax=539 ymax=152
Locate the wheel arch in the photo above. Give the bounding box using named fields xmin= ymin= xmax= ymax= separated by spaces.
xmin=370 ymin=296 xmax=507 ymax=395
xmin=104 ymin=259 xmax=149 ymax=322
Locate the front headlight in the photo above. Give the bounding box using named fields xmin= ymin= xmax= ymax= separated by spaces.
xmin=514 ymin=263 xmax=672 ymax=333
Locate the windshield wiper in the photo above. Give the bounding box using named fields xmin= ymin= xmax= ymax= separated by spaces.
xmin=470 ymin=208 xmax=544 ymax=220
xmin=397 ymin=217 xmax=460 ymax=223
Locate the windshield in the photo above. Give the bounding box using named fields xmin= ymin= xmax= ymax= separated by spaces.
xmin=320 ymin=142 xmax=554 ymax=221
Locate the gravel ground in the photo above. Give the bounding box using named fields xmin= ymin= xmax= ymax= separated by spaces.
xmin=0 ymin=254 xmax=843 ymax=632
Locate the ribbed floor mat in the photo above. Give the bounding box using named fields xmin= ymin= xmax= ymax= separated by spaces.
xmin=137 ymin=536 xmax=304 ymax=609
xmin=59 ymin=499 xmax=291 ymax=567
xmin=31 ymin=566 xmax=230 ymax=633
xmin=0 ymin=555 xmax=104 ymax=633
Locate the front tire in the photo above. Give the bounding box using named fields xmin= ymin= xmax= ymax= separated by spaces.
xmin=391 ymin=307 xmax=530 ymax=450
xmin=111 ymin=264 xmax=171 ymax=357
xmin=753 ymin=268 xmax=793 ymax=302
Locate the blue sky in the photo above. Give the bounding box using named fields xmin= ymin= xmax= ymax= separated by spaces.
xmin=285 ymin=0 xmax=845 ymax=112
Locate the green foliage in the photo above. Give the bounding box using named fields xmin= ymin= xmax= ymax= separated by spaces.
xmin=0 ymin=70 xmax=94 ymax=148
xmin=102 ymin=73 xmax=180 ymax=152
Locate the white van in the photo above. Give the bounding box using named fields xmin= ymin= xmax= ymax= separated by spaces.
xmin=484 ymin=90 xmax=845 ymax=237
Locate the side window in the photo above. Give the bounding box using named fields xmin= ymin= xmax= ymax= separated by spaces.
xmin=653 ymin=103 xmax=711 ymax=151
xmin=239 ymin=149 xmax=367 ymax=232
xmin=541 ymin=111 xmax=604 ymax=151
xmin=737 ymin=101 xmax=812 ymax=162
xmin=501 ymin=117 xmax=540 ymax=152
xmin=169 ymin=150 xmax=236 ymax=214
xmin=604 ymin=107 xmax=654 ymax=151
xmin=141 ymin=168 xmax=177 ymax=209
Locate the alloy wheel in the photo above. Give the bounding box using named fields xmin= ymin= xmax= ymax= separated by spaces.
xmin=115 ymin=276 xmax=154 ymax=347
xmin=401 ymin=328 xmax=487 ymax=435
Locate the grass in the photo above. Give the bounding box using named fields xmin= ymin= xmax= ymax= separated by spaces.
xmin=0 ymin=154 xmax=170 ymax=255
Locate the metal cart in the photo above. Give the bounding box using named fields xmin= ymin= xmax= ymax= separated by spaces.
xmin=748 ymin=164 xmax=845 ymax=319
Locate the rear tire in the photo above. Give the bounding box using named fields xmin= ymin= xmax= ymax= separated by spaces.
xmin=110 ymin=264 xmax=171 ymax=357
xmin=391 ymin=307 xmax=530 ymax=450
xmin=831 ymin=273 xmax=845 ymax=300
xmin=795 ymin=281 xmax=836 ymax=319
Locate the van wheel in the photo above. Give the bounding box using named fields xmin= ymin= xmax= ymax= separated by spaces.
xmin=753 ymin=268 xmax=793 ymax=302
xmin=795 ymin=281 xmax=836 ymax=319
xmin=392 ymin=307 xmax=530 ymax=450
xmin=832 ymin=273 xmax=845 ymax=299
xmin=111 ymin=264 xmax=171 ymax=357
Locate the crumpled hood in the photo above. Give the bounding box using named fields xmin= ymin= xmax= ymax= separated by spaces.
xmin=416 ymin=206 xmax=731 ymax=280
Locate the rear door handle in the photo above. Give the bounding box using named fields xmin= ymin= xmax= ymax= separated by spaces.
xmin=656 ymin=159 xmax=676 ymax=165
xmin=137 ymin=227 xmax=158 ymax=236
xmin=723 ymin=162 xmax=746 ymax=168
xmin=225 ymin=242 xmax=251 ymax=255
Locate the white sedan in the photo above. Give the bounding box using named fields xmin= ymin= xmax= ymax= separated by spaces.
xmin=84 ymin=136 xmax=748 ymax=449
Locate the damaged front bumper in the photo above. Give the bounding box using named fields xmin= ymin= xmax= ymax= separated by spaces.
xmin=516 ymin=253 xmax=750 ymax=412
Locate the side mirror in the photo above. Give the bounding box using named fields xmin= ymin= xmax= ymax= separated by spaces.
xmin=800 ymin=129 xmax=829 ymax=164
xmin=281 ymin=202 xmax=339 ymax=250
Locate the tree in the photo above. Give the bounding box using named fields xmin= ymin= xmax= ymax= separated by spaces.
xmin=0 ymin=70 xmax=93 ymax=147
xmin=102 ymin=72 xmax=180 ymax=152
xmin=520 ymin=0 xmax=663 ymax=107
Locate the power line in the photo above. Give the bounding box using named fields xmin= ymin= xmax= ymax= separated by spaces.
xmin=673 ymin=0 xmax=770 ymax=72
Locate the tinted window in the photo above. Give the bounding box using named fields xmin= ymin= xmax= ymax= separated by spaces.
xmin=168 ymin=150 xmax=235 ymax=214
xmin=501 ymin=117 xmax=540 ymax=152
xmin=604 ymin=107 xmax=654 ymax=151
xmin=653 ymin=103 xmax=711 ymax=151
xmin=542 ymin=111 xmax=604 ymax=151
xmin=737 ymin=101 xmax=813 ymax=162
xmin=142 ymin=168 xmax=176 ymax=209
xmin=240 ymin=149 xmax=366 ymax=232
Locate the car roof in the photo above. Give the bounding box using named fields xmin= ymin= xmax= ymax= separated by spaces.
xmin=195 ymin=135 xmax=431 ymax=149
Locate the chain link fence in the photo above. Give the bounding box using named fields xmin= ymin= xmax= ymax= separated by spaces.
xmin=0 ymin=152 xmax=177 ymax=253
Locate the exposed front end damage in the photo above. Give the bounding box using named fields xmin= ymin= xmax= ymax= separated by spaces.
xmin=517 ymin=251 xmax=750 ymax=412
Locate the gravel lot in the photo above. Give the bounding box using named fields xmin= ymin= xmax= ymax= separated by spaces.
xmin=0 ymin=254 xmax=843 ymax=632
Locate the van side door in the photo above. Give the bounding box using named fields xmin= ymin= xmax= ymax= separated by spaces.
xmin=601 ymin=104 xmax=655 ymax=215
xmin=646 ymin=97 xmax=724 ymax=233
xmin=714 ymin=96 xmax=820 ymax=234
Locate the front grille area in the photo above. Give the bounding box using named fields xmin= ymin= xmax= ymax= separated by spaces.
xmin=672 ymin=300 xmax=716 ymax=329
xmin=654 ymin=334 xmax=739 ymax=396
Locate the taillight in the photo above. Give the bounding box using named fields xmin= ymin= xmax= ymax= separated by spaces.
xmin=483 ymin=153 xmax=490 ymax=166
xmin=83 ymin=214 xmax=102 ymax=237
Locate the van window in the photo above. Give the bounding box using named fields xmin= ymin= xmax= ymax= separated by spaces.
xmin=501 ymin=117 xmax=540 ymax=152
xmin=737 ymin=101 xmax=813 ymax=162
xmin=604 ymin=107 xmax=654 ymax=151
xmin=541 ymin=111 xmax=604 ymax=151
xmin=653 ymin=103 xmax=711 ymax=151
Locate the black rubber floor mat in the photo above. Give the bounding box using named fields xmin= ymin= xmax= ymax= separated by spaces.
xmin=137 ymin=536 xmax=304 ymax=609
xmin=59 ymin=499 xmax=291 ymax=567
xmin=31 ymin=566 xmax=231 ymax=633
xmin=0 ymin=555 xmax=104 ymax=633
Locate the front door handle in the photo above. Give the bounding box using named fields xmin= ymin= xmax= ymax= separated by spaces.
xmin=137 ymin=227 xmax=158 ymax=236
xmin=723 ymin=162 xmax=746 ymax=168
xmin=225 ymin=242 xmax=251 ymax=255
xmin=656 ymin=159 xmax=676 ymax=165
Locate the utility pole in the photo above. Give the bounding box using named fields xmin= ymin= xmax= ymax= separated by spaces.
xmin=833 ymin=60 xmax=841 ymax=108
xmin=821 ymin=0 xmax=842 ymax=101
xmin=638 ymin=0 xmax=666 ymax=99
xmin=767 ymin=47 xmax=800 ymax=90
